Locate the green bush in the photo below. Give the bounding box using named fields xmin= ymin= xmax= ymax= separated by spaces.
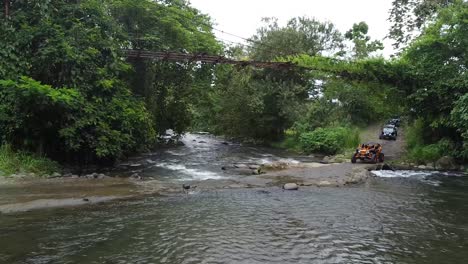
xmin=0 ymin=77 xmax=156 ymax=162
xmin=408 ymin=144 xmax=441 ymax=164
xmin=405 ymin=119 xmax=426 ymax=150
xmin=271 ymin=129 xmax=302 ymax=152
xmin=405 ymin=119 xmax=460 ymax=164
xmin=407 ymin=138 xmax=456 ymax=164
xmin=0 ymin=145 xmax=60 ymax=176
xmin=299 ymin=127 xmax=360 ymax=155
xmin=451 ymin=93 xmax=468 ymax=160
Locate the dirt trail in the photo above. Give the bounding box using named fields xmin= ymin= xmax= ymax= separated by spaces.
xmin=251 ymin=123 xmax=407 ymax=187
xmin=360 ymin=123 xmax=406 ymax=161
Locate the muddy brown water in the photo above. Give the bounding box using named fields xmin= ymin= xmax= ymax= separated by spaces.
xmin=0 ymin=134 xmax=467 ymax=263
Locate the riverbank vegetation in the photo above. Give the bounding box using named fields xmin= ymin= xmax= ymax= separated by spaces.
xmin=0 ymin=0 xmax=466 ymax=174
xmin=0 ymin=145 xmax=60 ymax=176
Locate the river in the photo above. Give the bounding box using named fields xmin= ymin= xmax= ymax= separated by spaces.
xmin=0 ymin=134 xmax=467 ymax=263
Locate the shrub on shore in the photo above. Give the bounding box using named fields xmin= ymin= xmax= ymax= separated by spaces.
xmin=299 ymin=127 xmax=360 ymax=155
xmin=0 ymin=145 xmax=60 ymax=177
xmin=405 ymin=119 xmax=460 ymax=164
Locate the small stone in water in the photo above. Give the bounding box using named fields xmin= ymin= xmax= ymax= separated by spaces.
xmin=283 ymin=183 xmax=299 ymax=190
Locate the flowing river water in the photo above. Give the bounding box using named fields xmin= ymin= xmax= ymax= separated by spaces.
xmin=0 ymin=134 xmax=467 ymax=263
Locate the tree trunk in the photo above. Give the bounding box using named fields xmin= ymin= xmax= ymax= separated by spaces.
xmin=4 ymin=0 xmax=9 ymax=17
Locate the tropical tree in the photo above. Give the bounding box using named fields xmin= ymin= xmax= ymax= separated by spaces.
xmin=345 ymin=22 xmax=384 ymax=59
xmin=0 ymin=0 xmax=156 ymax=163
xmin=249 ymin=17 xmax=344 ymax=60
xmin=110 ymin=0 xmax=222 ymax=135
xmin=398 ymin=1 xmax=467 ymax=159
xmin=388 ymin=0 xmax=459 ymax=48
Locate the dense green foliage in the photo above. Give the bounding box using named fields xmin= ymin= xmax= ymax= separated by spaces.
xmin=0 ymin=0 xmax=466 ymax=171
xmin=451 ymin=94 xmax=468 ymax=158
xmin=405 ymin=119 xmax=458 ymax=164
xmin=0 ymin=0 xmax=217 ymax=165
xmin=200 ymin=66 xmax=309 ymax=141
xmin=110 ymin=0 xmax=222 ymax=135
xmin=345 ymin=22 xmax=384 ymax=59
xmin=249 ymin=17 xmax=344 ymax=60
xmin=299 ymin=127 xmax=360 ymax=155
xmin=401 ymin=1 xmax=468 ymax=161
xmin=388 ymin=0 xmax=458 ymax=48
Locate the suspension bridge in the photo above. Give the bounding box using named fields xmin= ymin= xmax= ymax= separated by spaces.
xmin=123 ymin=50 xmax=297 ymax=70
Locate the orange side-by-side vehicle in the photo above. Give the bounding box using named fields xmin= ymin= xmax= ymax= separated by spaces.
xmin=351 ymin=142 xmax=385 ymax=163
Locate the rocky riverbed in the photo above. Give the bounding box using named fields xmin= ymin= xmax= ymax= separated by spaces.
xmin=0 ymin=158 xmax=404 ymax=214
xmin=1 ymin=130 xmax=465 ymax=214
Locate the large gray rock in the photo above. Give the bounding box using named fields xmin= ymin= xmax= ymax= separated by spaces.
xmin=234 ymin=168 xmax=260 ymax=175
xmin=417 ymin=165 xmax=428 ymax=170
xmin=97 ymin=173 xmax=107 ymax=179
xmin=381 ymin=164 xmax=394 ymax=171
xmin=131 ymin=173 xmax=143 ymax=180
xmin=283 ymin=183 xmax=299 ymax=190
xmin=317 ymin=181 xmax=333 ymax=187
xmin=248 ymin=165 xmax=261 ymax=170
xmin=84 ymin=173 xmax=99 ymax=179
xmin=234 ymin=164 xmax=249 ymax=169
xmin=435 ymin=156 xmax=458 ymax=171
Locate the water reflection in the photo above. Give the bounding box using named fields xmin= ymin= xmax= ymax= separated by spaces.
xmin=1 ymin=176 xmax=468 ymax=263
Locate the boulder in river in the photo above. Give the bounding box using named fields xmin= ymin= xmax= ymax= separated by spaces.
xmin=248 ymin=165 xmax=261 ymax=170
xmin=97 ymin=173 xmax=108 ymax=179
xmin=283 ymin=183 xmax=299 ymax=190
xmin=435 ymin=156 xmax=458 ymax=171
xmin=84 ymin=173 xmax=98 ymax=179
xmin=381 ymin=164 xmax=395 ymax=171
xmin=234 ymin=164 xmax=249 ymax=169
xmin=317 ymin=181 xmax=333 ymax=187
xmin=261 ymin=162 xmax=289 ymax=171
xmin=222 ymin=164 xmax=263 ymax=175
xmin=234 ymin=168 xmax=261 ymax=175
xmin=131 ymin=173 xmax=143 ymax=180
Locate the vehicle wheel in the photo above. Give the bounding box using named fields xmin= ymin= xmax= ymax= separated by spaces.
xmin=379 ymin=153 xmax=385 ymax=162
xmin=371 ymin=154 xmax=377 ymax=164
xmin=351 ymin=155 xmax=357 ymax=163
